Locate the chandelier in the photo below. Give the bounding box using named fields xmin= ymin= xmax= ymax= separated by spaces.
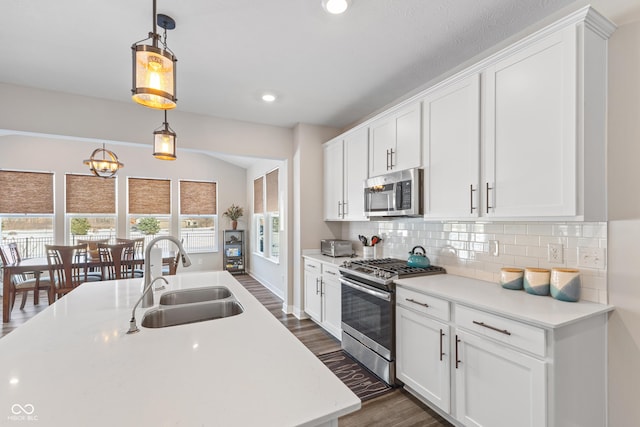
xmin=131 ymin=0 xmax=177 ymax=110
xmin=83 ymin=144 xmax=124 ymax=178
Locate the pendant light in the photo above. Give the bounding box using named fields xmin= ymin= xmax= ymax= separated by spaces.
xmin=83 ymin=144 xmax=124 ymax=178
xmin=131 ymin=0 xmax=177 ymax=110
xmin=153 ymin=110 xmax=177 ymax=160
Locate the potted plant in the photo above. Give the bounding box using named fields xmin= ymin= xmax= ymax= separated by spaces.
xmin=223 ymin=204 xmax=244 ymax=230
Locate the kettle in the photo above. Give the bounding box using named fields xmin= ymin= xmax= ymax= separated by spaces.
xmin=407 ymin=246 xmax=430 ymax=268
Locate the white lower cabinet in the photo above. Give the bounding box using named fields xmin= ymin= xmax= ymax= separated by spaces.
xmin=454 ymin=329 xmax=546 ymax=427
xmin=396 ymin=305 xmax=450 ymax=413
xmin=396 ymin=283 xmax=608 ymax=427
xmin=303 ymin=257 xmax=341 ymax=340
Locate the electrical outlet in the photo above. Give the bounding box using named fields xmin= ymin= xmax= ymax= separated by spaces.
xmin=548 ymin=243 xmax=563 ymax=263
xmin=489 ymin=240 xmax=499 ymax=257
xmin=577 ymin=247 xmax=606 ymax=269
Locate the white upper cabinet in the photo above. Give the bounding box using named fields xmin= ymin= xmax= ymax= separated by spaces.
xmin=369 ymin=102 xmax=422 ymax=177
xmin=483 ymin=26 xmax=578 ymax=218
xmin=323 ymin=127 xmax=369 ymax=221
xmin=423 ymin=74 xmax=481 ymax=219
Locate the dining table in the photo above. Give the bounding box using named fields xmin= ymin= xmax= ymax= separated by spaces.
xmin=2 ymin=254 xmax=176 ymax=323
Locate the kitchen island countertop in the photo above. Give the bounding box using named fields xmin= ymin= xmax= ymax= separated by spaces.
xmin=0 ymin=271 xmax=360 ymax=426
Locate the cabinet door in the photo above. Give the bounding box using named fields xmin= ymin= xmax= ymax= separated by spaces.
xmin=394 ymin=102 xmax=422 ymax=172
xmin=484 ymin=27 xmax=577 ymax=217
xmin=343 ymin=127 xmax=369 ymax=220
xmin=396 ymin=306 xmax=451 ymax=413
xmin=304 ymin=270 xmax=323 ymax=322
xmin=369 ymin=115 xmax=395 ymax=177
xmin=321 ymin=272 xmax=342 ymax=339
xmin=423 ymin=75 xmax=480 ymax=218
xmin=455 ymin=330 xmax=546 ymax=427
xmin=323 ymin=140 xmax=344 ymax=220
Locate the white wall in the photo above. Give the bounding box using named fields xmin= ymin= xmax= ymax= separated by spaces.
xmin=0 ymin=134 xmax=246 ymax=271
xmin=292 ymin=123 xmax=340 ymax=317
xmin=606 ymin=19 xmax=640 ymax=427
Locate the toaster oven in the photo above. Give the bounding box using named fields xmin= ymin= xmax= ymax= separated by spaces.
xmin=321 ymin=240 xmax=353 ymax=257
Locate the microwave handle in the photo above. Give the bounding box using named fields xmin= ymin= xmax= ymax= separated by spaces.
xmin=395 ymin=182 xmax=402 ymax=211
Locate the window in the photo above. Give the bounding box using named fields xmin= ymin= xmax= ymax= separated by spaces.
xmin=179 ymin=180 xmax=218 ymax=253
xmin=253 ymin=168 xmax=280 ymax=262
xmin=65 ymin=174 xmax=117 ymax=244
xmin=128 ymin=177 xmax=171 ymax=250
xmin=0 ymin=170 xmax=54 ymax=258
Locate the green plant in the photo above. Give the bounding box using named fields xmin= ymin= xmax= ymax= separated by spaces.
xmin=223 ymin=204 xmax=244 ymax=221
xmin=70 ymin=217 xmax=90 ymax=235
xmin=137 ymin=217 xmax=160 ymax=235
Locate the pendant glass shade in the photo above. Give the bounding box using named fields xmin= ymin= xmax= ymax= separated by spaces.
xmin=132 ymin=44 xmax=177 ymax=109
xmin=83 ymin=144 xmax=124 ymax=178
xmin=153 ymin=113 xmax=177 ymax=160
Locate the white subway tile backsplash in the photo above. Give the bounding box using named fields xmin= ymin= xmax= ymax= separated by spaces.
xmin=342 ymin=220 xmax=607 ymax=304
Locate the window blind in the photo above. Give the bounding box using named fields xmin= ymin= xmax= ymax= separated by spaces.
xmin=253 ymin=176 xmax=264 ymax=213
xmin=266 ymin=169 xmax=279 ymax=212
xmin=0 ymin=170 xmax=54 ymax=214
xmin=180 ymin=180 xmax=217 ymax=215
xmin=65 ymin=174 xmax=116 ymax=214
xmin=128 ymin=177 xmax=171 ymax=215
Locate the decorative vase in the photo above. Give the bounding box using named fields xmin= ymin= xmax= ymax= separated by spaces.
xmin=550 ymin=268 xmax=581 ymax=302
xmin=524 ymin=267 xmax=551 ymax=296
xmin=232 ymin=220 xmax=238 ymax=230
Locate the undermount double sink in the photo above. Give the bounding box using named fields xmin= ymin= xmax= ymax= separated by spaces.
xmin=141 ymin=286 xmax=244 ymax=329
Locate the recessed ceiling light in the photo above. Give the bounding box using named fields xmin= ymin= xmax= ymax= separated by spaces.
xmin=262 ymin=93 xmax=277 ymax=103
xmin=322 ymin=0 xmax=350 ymax=15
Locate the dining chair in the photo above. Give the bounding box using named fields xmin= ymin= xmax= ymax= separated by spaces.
xmin=116 ymin=238 xmax=145 ymax=277
xmin=45 ymin=244 xmax=92 ymax=300
xmin=76 ymin=238 xmax=109 ymax=280
xmin=98 ymin=242 xmax=138 ymax=280
xmin=0 ymin=242 xmax=53 ymax=309
xmin=162 ymin=250 xmax=182 ymax=276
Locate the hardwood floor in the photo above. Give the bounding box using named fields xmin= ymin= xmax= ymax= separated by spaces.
xmin=234 ymin=274 xmax=452 ymax=427
xmin=0 ymin=274 xmax=452 ymax=427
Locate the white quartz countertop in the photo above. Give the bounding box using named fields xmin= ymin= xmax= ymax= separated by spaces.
xmin=0 ymin=271 xmax=360 ymax=426
xmin=395 ymin=274 xmax=613 ymax=329
xmin=303 ymin=252 xmax=356 ymax=266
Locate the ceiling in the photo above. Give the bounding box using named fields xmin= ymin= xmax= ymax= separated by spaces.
xmin=1 ymin=0 xmax=639 ymax=132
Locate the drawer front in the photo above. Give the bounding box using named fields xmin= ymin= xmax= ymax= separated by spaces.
xmin=322 ymin=263 xmax=340 ymax=279
xmin=455 ymin=305 xmax=546 ymax=357
xmin=304 ymin=258 xmax=322 ymax=273
xmin=396 ymin=286 xmax=450 ymax=322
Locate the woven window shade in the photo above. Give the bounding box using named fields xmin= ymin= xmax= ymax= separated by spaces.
xmin=66 ymin=174 xmax=116 ymax=214
xmin=180 ymin=180 xmax=217 ymax=215
xmin=0 ymin=170 xmax=54 ymax=214
xmin=266 ymin=169 xmax=279 ymax=212
xmin=128 ymin=178 xmax=171 ymax=215
xmin=254 ymin=176 xmax=264 ymax=213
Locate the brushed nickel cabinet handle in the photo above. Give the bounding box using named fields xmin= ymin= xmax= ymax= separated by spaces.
xmin=343 ymin=201 xmax=348 ymax=216
xmin=473 ymin=320 xmax=511 ymax=336
xmin=389 ymin=148 xmax=395 ymax=169
xmin=338 ymin=201 xmax=342 ymax=217
xmin=486 ymin=182 xmax=493 ymax=214
xmin=439 ymin=329 xmax=445 ymax=361
xmin=470 ymin=184 xmax=477 ymax=214
xmin=405 ymin=298 xmax=429 ymax=308
xmin=386 ymin=149 xmax=391 ymax=170
xmin=315 ymin=277 xmax=320 ymax=295
xmin=455 ymin=335 xmax=461 ymax=369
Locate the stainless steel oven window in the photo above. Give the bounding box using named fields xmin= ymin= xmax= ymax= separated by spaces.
xmin=340 ymin=278 xmax=393 ymax=353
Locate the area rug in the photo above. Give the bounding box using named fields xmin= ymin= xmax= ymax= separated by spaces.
xmin=318 ymin=350 xmax=393 ymax=401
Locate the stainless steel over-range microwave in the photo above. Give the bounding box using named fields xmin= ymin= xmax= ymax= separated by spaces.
xmin=364 ymin=168 xmax=423 ymax=217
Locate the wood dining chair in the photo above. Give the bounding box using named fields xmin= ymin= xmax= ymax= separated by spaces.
xmin=98 ymin=242 xmax=138 ymax=280
xmin=116 ymin=238 xmax=145 ymax=277
xmin=0 ymin=242 xmax=53 ymax=309
xmin=77 ymin=238 xmax=109 ymax=281
xmin=45 ymin=244 xmax=92 ymax=300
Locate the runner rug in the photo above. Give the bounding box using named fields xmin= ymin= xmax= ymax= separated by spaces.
xmin=318 ymin=350 xmax=393 ymax=401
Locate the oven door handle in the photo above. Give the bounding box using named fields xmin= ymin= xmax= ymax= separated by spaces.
xmin=340 ymin=277 xmax=391 ymax=301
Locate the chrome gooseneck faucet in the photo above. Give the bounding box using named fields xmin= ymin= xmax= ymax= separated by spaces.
xmin=142 ymin=235 xmax=192 ymax=308
xmin=126 ymin=236 xmax=192 ymax=335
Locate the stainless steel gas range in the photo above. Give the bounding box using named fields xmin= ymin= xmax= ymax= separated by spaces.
xmin=338 ymin=258 xmax=446 ymax=385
